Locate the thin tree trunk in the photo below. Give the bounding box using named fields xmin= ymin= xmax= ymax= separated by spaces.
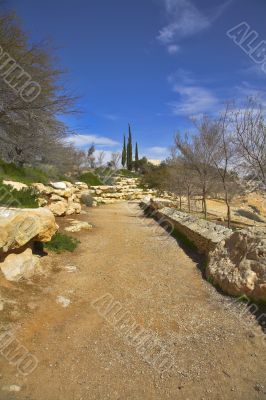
xmin=225 ymin=189 xmax=231 ymax=228
xmin=179 ymin=196 xmax=182 ymax=211
xmin=187 ymin=190 xmax=191 ymax=213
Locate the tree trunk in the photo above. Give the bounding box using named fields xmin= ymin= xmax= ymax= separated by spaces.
xmin=179 ymin=196 xmax=182 ymax=210
xmin=225 ymin=190 xmax=231 ymax=228
xmin=187 ymin=190 xmax=191 ymax=213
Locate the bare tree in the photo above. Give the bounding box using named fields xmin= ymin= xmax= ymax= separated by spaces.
xmin=200 ymin=107 xmax=238 ymax=227
xmin=97 ymin=151 xmax=106 ymax=167
xmin=109 ymin=152 xmax=121 ymax=170
xmin=233 ymin=98 xmax=266 ymax=185
xmin=174 ymin=127 xmax=217 ymax=219
xmin=0 ymin=11 xmax=78 ymax=167
xmin=87 ymin=145 xmax=96 ymax=168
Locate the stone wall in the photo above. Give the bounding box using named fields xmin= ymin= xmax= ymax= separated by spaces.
xmin=141 ymin=199 xmax=232 ymax=254
xmin=141 ymin=198 xmax=266 ymax=302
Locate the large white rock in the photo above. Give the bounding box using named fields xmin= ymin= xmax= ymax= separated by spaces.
xmin=49 ymin=182 xmax=67 ymax=190
xmin=0 ymin=248 xmax=41 ymax=281
xmin=0 ymin=207 xmax=58 ymax=253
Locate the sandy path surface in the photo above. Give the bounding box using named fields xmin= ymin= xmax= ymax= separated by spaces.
xmin=0 ymin=202 xmax=265 ymax=400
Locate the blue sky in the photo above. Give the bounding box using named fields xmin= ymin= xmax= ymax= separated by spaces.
xmin=4 ymin=0 xmax=266 ymax=160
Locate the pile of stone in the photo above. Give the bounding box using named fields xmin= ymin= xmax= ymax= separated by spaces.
xmin=0 ymin=207 xmax=58 ymax=281
xmin=33 ymin=177 xmax=158 ymax=212
xmin=207 ymin=228 xmax=266 ymax=302
xmin=32 ymin=181 xmax=88 ymax=216
xmin=88 ymin=177 xmax=157 ymax=205
xmin=3 ymin=177 xmax=158 ymax=215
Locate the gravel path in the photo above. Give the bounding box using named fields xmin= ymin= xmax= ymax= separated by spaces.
xmin=1 ymin=202 xmax=265 ymax=400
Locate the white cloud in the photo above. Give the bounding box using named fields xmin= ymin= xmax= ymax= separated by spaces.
xmin=64 ymin=134 xmax=120 ymax=148
xmin=145 ymin=146 xmax=169 ymax=160
xmin=168 ymin=69 xmax=218 ymax=116
xmin=158 ymin=0 xmax=231 ymax=51
xmin=158 ymin=0 xmax=209 ymax=44
xmin=170 ymin=85 xmax=218 ymax=116
xmin=167 ymin=44 xmax=180 ymax=54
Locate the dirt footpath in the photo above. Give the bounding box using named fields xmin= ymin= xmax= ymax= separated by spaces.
xmin=0 ymin=202 xmax=265 ymax=400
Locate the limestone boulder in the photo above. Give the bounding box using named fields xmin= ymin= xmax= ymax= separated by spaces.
xmin=65 ymin=221 xmax=92 ymax=233
xmin=75 ymin=182 xmax=89 ymax=190
xmin=50 ymin=194 xmax=65 ymax=202
xmin=48 ymin=200 xmax=68 ymax=217
xmin=32 ymin=183 xmax=53 ymax=195
xmin=66 ymin=202 xmax=81 ymax=215
xmin=101 ymin=193 xmax=123 ymax=199
xmin=49 ymin=182 xmax=67 ymax=190
xmin=90 ymin=185 xmax=116 ymax=193
xmin=63 ymin=181 xmax=73 ymax=188
xmin=207 ymin=228 xmax=266 ymax=301
xmin=0 ymin=248 xmax=41 ymax=282
xmin=50 ymin=188 xmax=76 ymax=198
xmin=0 ymin=207 xmax=58 ymax=253
xmin=3 ymin=181 xmax=28 ymax=191
xmin=38 ymin=198 xmax=48 ymax=207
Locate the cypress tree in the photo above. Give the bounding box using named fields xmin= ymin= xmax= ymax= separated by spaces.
xmin=127 ymin=124 xmax=133 ymax=171
xmin=122 ymin=135 xmax=127 ymax=167
xmin=135 ymin=142 xmax=139 ymax=171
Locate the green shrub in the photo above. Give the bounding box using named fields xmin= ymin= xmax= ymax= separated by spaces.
xmin=118 ymin=169 xmax=139 ymax=178
xmin=236 ymin=294 xmax=250 ymax=303
xmin=44 ymin=233 xmax=80 ymax=253
xmin=236 ymin=209 xmax=264 ymax=223
xmin=0 ymin=159 xmax=49 ymax=184
xmin=81 ymin=192 xmax=94 ymax=207
xmin=78 ymin=172 xmax=103 ymax=186
xmin=0 ymin=182 xmax=39 ymax=208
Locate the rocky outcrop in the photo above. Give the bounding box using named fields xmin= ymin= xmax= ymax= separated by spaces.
xmin=207 ymin=228 xmax=266 ymax=301
xmin=0 ymin=207 xmax=58 ymax=252
xmin=0 ymin=207 xmax=58 ymax=281
xmin=31 ymin=177 xmax=158 ymax=213
xmin=32 ymin=181 xmax=87 ymax=216
xmin=89 ymin=177 xmax=158 ymax=204
xmin=142 ymin=198 xmax=266 ymax=301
